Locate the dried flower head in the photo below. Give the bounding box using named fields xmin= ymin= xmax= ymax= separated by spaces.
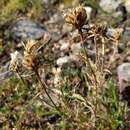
xmin=90 ymin=23 xmax=107 ymax=36
xmin=23 ymin=53 xmax=39 ymax=70
xmin=23 ymin=39 xmax=40 ymax=70
xmin=63 ymin=5 xmax=87 ymax=30
xmin=10 ymin=51 xmax=22 ymax=72
xmin=113 ymin=28 xmax=123 ymax=41
xmin=22 ymin=39 xmax=38 ymax=54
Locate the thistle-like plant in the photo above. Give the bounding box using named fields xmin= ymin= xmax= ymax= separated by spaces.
xmin=22 ymin=39 xmax=61 ymax=113
xmin=23 ymin=39 xmax=40 ymax=70
xmin=63 ymin=5 xmax=87 ymax=41
xmin=63 ymin=5 xmax=87 ymax=30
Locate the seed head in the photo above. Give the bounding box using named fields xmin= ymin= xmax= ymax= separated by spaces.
xmin=23 ymin=53 xmax=39 ymax=70
xmin=23 ymin=39 xmax=38 ymax=54
xmin=10 ymin=51 xmax=22 ymax=72
xmin=23 ymin=39 xmax=40 ymax=70
xmin=90 ymin=23 xmax=107 ymax=36
xmin=63 ymin=5 xmax=87 ymax=30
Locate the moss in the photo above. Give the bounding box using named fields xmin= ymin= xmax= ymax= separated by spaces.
xmin=0 ymin=0 xmax=43 ymax=22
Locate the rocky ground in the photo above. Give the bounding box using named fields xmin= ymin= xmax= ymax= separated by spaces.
xmin=1 ymin=0 xmax=130 ymax=129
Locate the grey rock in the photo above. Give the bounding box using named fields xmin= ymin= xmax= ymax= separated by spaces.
xmin=11 ymin=19 xmax=48 ymax=42
xmin=117 ymin=63 xmax=130 ymax=93
xmin=99 ymin=0 xmax=121 ymax=13
xmin=56 ymin=56 xmax=71 ymax=66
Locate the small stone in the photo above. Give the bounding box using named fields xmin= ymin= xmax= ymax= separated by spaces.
xmin=84 ymin=6 xmax=92 ymax=20
xmin=60 ymin=42 xmax=70 ymax=51
xmin=56 ymin=56 xmax=71 ymax=66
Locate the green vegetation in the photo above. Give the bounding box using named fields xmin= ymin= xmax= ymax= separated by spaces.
xmin=0 ymin=0 xmax=43 ymax=22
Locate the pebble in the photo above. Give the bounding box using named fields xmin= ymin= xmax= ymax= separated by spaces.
xmin=84 ymin=6 xmax=92 ymax=20
xmin=56 ymin=56 xmax=71 ymax=66
xmin=60 ymin=42 xmax=70 ymax=51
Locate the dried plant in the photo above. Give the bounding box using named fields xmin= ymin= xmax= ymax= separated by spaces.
xmin=62 ymin=5 xmax=128 ymax=129
xmin=22 ymin=39 xmax=61 ymax=113
xmin=63 ymin=5 xmax=87 ymax=41
xmin=9 ymin=51 xmax=25 ymax=84
xmin=10 ymin=51 xmax=22 ymax=72
xmin=107 ymin=28 xmax=123 ymax=41
xmin=106 ymin=28 xmax=123 ymax=52
xmin=106 ymin=28 xmax=123 ymax=67
xmin=23 ymin=39 xmax=38 ymax=54
xmin=4 ymin=3 xmax=130 ymax=130
xmin=88 ymin=22 xmax=107 ymax=38
xmin=63 ymin=5 xmax=87 ymax=30
xmin=22 ymin=40 xmax=40 ymax=70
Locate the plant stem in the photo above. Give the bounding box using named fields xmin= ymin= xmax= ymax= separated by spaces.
xmin=82 ymin=47 xmax=98 ymax=86
xmin=34 ymin=67 xmax=61 ymax=113
xmin=101 ymin=39 xmax=105 ymax=74
xmin=16 ymin=70 xmax=26 ymax=85
xmin=94 ymin=36 xmax=99 ymax=66
xmin=78 ymin=29 xmax=84 ymax=43
xmin=79 ymin=28 xmax=98 ymax=85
